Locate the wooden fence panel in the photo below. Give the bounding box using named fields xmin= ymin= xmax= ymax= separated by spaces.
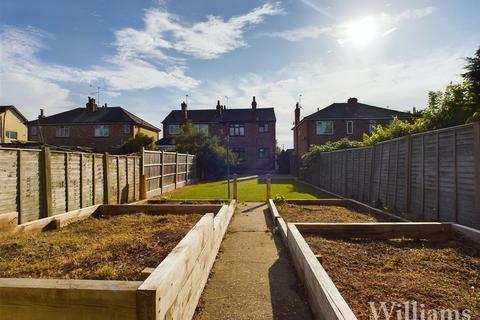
xmin=0 ymin=150 xmax=18 ymax=216
xmin=50 ymin=152 xmax=66 ymax=215
xmin=20 ymin=151 xmax=44 ymax=223
xmin=297 ymin=123 xmax=480 ymax=230
xmin=67 ymin=153 xmax=81 ymax=211
xmin=93 ymin=154 xmax=104 ymax=205
xmin=82 ymin=154 xmax=94 ymax=208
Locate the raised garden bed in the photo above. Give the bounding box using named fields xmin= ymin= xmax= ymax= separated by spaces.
xmin=0 ymin=213 xmax=202 ymax=281
xmin=287 ymin=222 xmax=480 ymax=320
xmin=0 ymin=201 xmax=236 ymax=320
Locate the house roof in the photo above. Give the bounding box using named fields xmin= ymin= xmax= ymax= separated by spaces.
xmin=162 ymin=107 xmax=276 ymax=124
xmin=304 ymin=101 xmax=412 ymax=121
xmin=28 ymin=106 xmax=160 ymax=132
xmin=0 ymin=105 xmax=28 ymax=123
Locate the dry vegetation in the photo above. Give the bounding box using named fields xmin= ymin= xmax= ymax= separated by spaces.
xmin=277 ymin=204 xmax=396 ymax=223
xmin=305 ymin=234 xmax=480 ymax=319
xmin=0 ymin=213 xmax=202 ymax=281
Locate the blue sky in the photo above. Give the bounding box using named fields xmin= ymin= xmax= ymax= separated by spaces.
xmin=1 ymin=0 xmax=479 ymax=147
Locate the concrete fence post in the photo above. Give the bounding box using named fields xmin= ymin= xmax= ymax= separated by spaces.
xmin=266 ymin=174 xmax=271 ymax=201
xmin=233 ymin=174 xmax=238 ymax=200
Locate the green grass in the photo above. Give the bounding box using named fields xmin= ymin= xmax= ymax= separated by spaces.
xmin=169 ymin=178 xmax=334 ymax=201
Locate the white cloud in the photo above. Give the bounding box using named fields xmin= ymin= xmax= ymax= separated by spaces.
xmin=115 ymin=2 xmax=284 ymax=60
xmin=267 ymin=7 xmax=435 ymax=44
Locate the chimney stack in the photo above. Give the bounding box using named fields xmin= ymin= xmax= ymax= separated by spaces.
xmin=181 ymin=101 xmax=188 ymax=123
xmin=86 ymin=96 xmax=97 ymax=112
xmin=294 ymin=102 xmax=300 ymax=126
xmin=216 ymin=100 xmax=223 ymax=116
xmin=347 ymin=97 xmax=358 ymax=104
xmin=39 ymin=109 xmax=45 ymax=119
xmin=251 ymin=96 xmax=257 ymax=110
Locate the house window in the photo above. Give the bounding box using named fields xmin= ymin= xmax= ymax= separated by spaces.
xmin=346 ymin=121 xmax=353 ymax=134
xmin=316 ymin=121 xmax=333 ymax=135
xmin=258 ymin=123 xmax=269 ymax=133
xmin=193 ymin=124 xmax=209 ymax=134
xmin=31 ymin=126 xmax=37 ymax=135
xmin=229 ymin=123 xmax=245 ymax=136
xmin=369 ymin=120 xmax=377 ymax=134
xmin=232 ymin=147 xmax=246 ymax=162
xmin=94 ymin=125 xmax=109 ymax=137
xmin=258 ymin=147 xmax=269 ymax=159
xmin=169 ymin=124 xmax=180 ymax=135
xmin=124 ymin=125 xmax=131 ymax=134
xmin=6 ymin=131 xmax=18 ymax=139
xmin=55 ymin=126 xmax=70 ymax=138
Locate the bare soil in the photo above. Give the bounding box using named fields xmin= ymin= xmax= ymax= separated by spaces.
xmin=0 ymin=213 xmax=201 ymax=281
xmin=277 ymin=203 xmax=396 ymax=223
xmin=305 ymin=235 xmax=480 ymax=319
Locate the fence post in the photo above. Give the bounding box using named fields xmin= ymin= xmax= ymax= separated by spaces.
xmin=405 ymin=135 xmax=412 ymax=213
xmin=368 ymin=143 xmax=376 ymax=204
xmin=79 ymin=153 xmax=83 ymax=208
xmin=233 ymin=174 xmax=238 ymax=200
xmin=103 ymin=152 xmax=110 ymax=204
xmin=266 ymin=174 xmax=271 ymax=201
xmin=174 ymin=152 xmax=178 ymax=189
xmin=185 ymin=153 xmax=189 ymax=184
xmin=65 ymin=153 xmax=69 ymax=211
xmin=140 ymin=174 xmax=147 ymax=200
xmin=473 ymin=122 xmax=480 ymax=226
xmin=17 ymin=150 xmax=23 ymax=224
xmin=41 ymin=146 xmax=53 ymax=217
xmin=92 ymin=155 xmax=96 ymax=205
xmin=161 ymin=151 xmax=164 ymax=192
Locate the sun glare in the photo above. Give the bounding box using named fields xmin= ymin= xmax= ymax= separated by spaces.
xmin=345 ymin=17 xmax=380 ymax=46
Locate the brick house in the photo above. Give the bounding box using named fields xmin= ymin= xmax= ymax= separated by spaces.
xmin=0 ymin=105 xmax=28 ymax=143
xmin=293 ymin=98 xmax=414 ymax=155
xmin=28 ymin=97 xmax=160 ymax=153
xmin=160 ymin=97 xmax=276 ymax=171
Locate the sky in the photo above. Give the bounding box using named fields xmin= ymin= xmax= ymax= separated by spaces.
xmin=1 ymin=0 xmax=479 ymax=148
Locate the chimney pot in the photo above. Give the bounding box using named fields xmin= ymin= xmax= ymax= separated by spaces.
xmin=251 ymin=96 xmax=257 ymax=110
xmin=86 ymin=96 xmax=97 ymax=112
xmin=181 ymin=101 xmax=188 ymax=123
xmin=294 ymin=102 xmax=300 ymax=126
xmin=39 ymin=109 xmax=45 ymax=119
xmin=347 ymin=97 xmax=358 ymax=104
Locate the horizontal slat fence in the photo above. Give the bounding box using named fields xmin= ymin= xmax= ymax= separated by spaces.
xmin=142 ymin=149 xmax=196 ymax=197
xmin=299 ymin=122 xmax=480 ymax=230
xmin=0 ymin=147 xmax=196 ymax=226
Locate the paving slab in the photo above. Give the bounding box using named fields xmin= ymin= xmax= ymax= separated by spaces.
xmin=195 ymin=202 xmax=312 ymax=320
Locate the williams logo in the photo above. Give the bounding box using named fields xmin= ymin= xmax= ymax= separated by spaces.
xmin=368 ymin=301 xmax=471 ymax=320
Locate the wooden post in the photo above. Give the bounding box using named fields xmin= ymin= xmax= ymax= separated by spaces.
xmin=436 ymin=132 xmax=440 ymax=220
xmin=140 ymin=174 xmax=147 ymax=200
xmin=174 ymin=152 xmax=178 ymax=189
xmin=233 ymin=174 xmax=238 ymax=200
xmin=405 ymin=135 xmax=412 ymax=213
xmin=453 ymin=130 xmax=458 ymax=222
xmin=65 ymin=153 xmax=69 ymax=211
xmin=473 ymin=122 xmax=480 ymax=225
xmin=103 ymin=153 xmax=110 ymax=204
xmin=421 ymin=135 xmax=425 ymax=219
xmin=368 ymin=143 xmax=376 ymax=204
xmin=161 ymin=151 xmax=164 ymax=192
xmin=79 ymin=154 xmax=83 ymax=208
xmin=393 ymin=140 xmax=399 ymax=211
xmin=17 ymin=150 xmax=23 ymax=224
xmin=41 ymin=146 xmax=53 ymax=217
xmin=116 ymin=156 xmax=120 ymax=204
xmin=92 ymin=155 xmax=96 ymax=205
xmin=185 ymin=153 xmax=189 ymax=184
xmin=133 ymin=156 xmax=137 ymax=200
xmin=266 ymin=174 xmax=271 ymax=201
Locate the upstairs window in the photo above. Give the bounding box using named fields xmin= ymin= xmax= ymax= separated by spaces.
xmin=30 ymin=126 xmax=37 ymax=136
xmin=258 ymin=123 xmax=269 ymax=133
xmin=193 ymin=124 xmax=209 ymax=134
xmin=6 ymin=131 xmax=18 ymax=139
xmin=346 ymin=121 xmax=353 ymax=134
xmin=368 ymin=120 xmax=377 ymax=134
xmin=56 ymin=126 xmax=70 ymax=138
xmin=169 ymin=124 xmax=180 ymax=135
xmin=316 ymin=121 xmax=333 ymax=135
xmin=258 ymin=147 xmax=269 ymax=159
xmin=124 ymin=125 xmax=131 ymax=134
xmin=94 ymin=125 xmax=109 ymax=137
xmin=229 ymin=123 xmax=245 ymax=136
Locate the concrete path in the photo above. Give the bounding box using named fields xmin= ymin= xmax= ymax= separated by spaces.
xmin=195 ymin=202 xmax=312 ymax=320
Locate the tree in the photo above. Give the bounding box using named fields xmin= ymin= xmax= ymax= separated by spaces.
xmin=463 ymin=46 xmax=480 ymax=99
xmin=121 ymin=133 xmax=156 ymax=154
xmin=175 ymin=123 xmax=237 ymax=179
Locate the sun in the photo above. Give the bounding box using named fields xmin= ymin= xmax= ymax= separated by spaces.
xmin=345 ymin=17 xmax=380 ymax=46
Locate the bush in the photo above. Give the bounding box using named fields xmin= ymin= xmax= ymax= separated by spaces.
xmin=121 ymin=133 xmax=156 ymax=154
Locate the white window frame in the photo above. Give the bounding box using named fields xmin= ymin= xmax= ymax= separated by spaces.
xmin=169 ymin=124 xmax=180 ymax=135
xmin=94 ymin=125 xmax=109 ymax=137
xmin=346 ymin=121 xmax=353 ymax=135
xmin=229 ymin=123 xmax=245 ymax=136
xmin=193 ymin=124 xmax=209 ymax=134
xmin=316 ymin=121 xmax=334 ymax=135
xmin=6 ymin=131 xmax=18 ymax=139
xmin=368 ymin=120 xmax=377 ymax=134
xmin=56 ymin=126 xmax=70 ymax=138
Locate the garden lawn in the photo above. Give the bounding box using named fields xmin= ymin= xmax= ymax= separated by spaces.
xmin=168 ymin=178 xmax=334 ymax=201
